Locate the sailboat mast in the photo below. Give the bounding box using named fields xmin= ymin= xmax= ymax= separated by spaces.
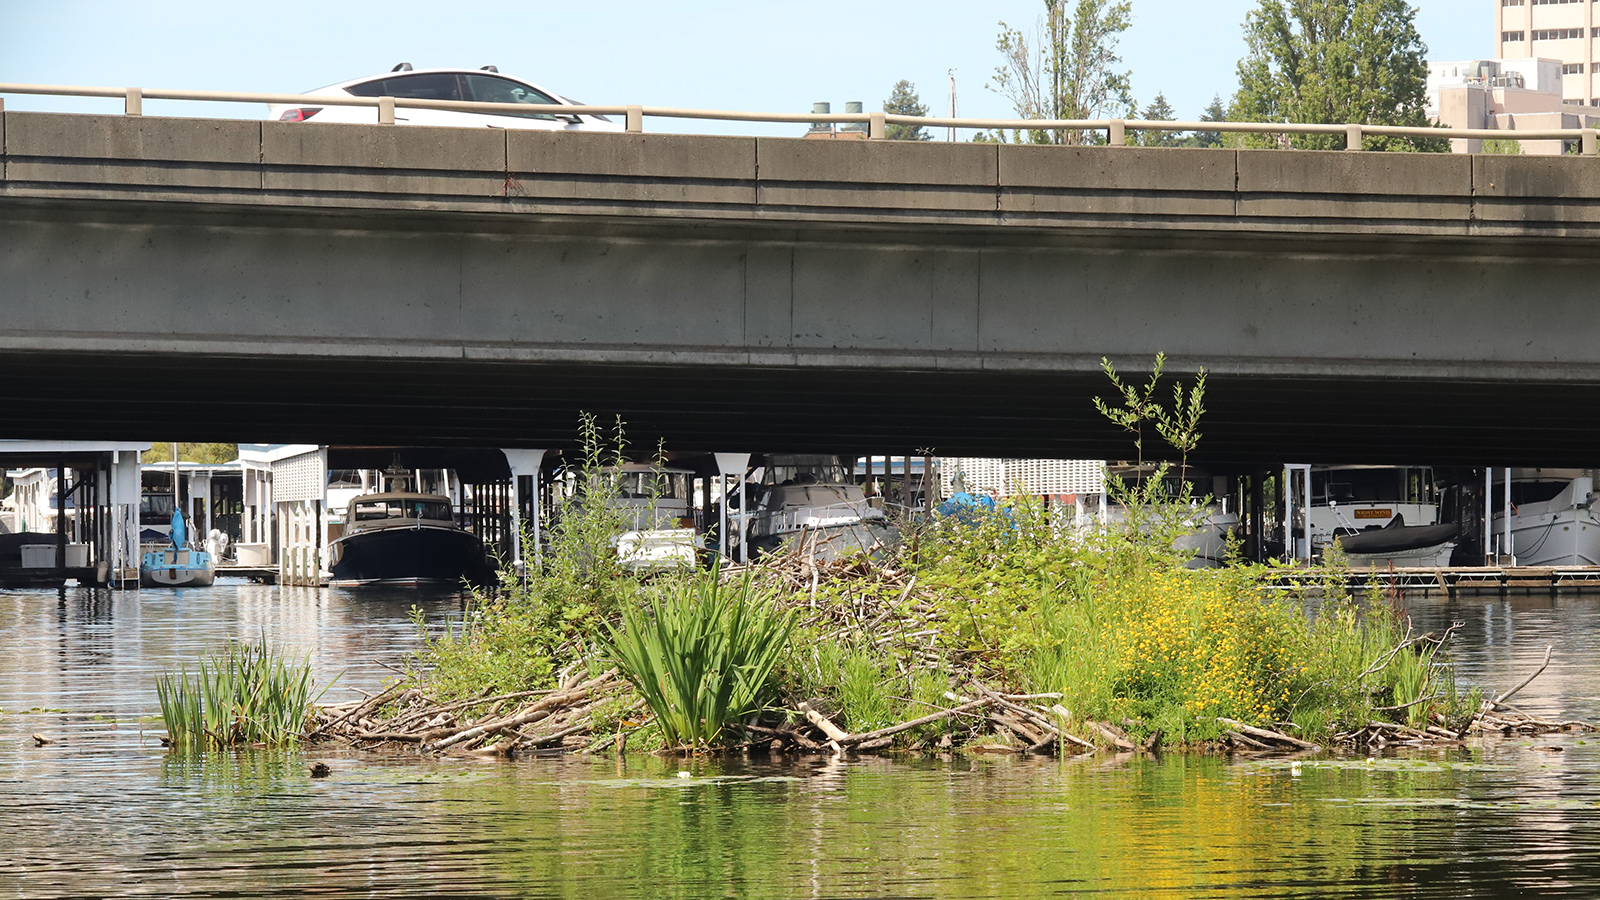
xmin=172 ymin=442 xmax=182 ymax=546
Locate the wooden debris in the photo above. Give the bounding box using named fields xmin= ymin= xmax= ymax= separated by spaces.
xmin=1216 ymin=718 xmax=1320 ymax=751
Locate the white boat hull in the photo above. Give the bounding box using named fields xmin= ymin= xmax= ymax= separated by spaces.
xmin=1345 ymin=541 xmax=1456 ymax=569
xmin=1499 ymin=510 xmax=1600 ymax=567
xmin=1494 ymin=475 xmax=1600 ymax=567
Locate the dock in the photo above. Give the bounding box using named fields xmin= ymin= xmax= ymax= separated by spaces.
xmin=214 ymin=565 xmax=278 ymax=584
xmin=1269 ymin=566 xmax=1600 ymax=595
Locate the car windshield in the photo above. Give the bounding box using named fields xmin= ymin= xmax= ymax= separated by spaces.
xmin=353 ymin=499 xmax=453 ymax=522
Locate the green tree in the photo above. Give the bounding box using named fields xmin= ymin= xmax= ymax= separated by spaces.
xmin=1480 ymin=138 xmax=1523 ymax=155
xmin=145 ymin=442 xmax=238 ymax=464
xmin=883 ymin=79 xmax=932 ymax=141
xmin=988 ymin=0 xmax=1135 ymax=145
xmin=1232 ymin=0 xmax=1444 ymax=152
xmin=1183 ymin=94 xmax=1229 ymax=148
xmin=1133 ymin=93 xmax=1182 ymax=147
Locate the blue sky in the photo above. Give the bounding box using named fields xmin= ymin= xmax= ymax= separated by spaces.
xmin=2 ymin=1 xmax=1491 ymax=134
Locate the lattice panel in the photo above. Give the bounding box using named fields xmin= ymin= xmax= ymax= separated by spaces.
xmin=272 ymin=451 xmax=326 ymax=504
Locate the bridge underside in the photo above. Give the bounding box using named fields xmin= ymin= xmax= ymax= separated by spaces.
xmin=3 ymin=350 xmax=1595 ymax=467
xmin=7 ymin=115 xmax=1600 ymax=466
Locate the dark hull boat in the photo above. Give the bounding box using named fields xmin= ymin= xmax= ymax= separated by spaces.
xmin=327 ymin=492 xmax=493 ymax=588
xmin=328 ymin=524 xmax=492 ymax=587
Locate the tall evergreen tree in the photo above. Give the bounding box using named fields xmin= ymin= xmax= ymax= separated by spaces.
xmin=883 ymin=80 xmax=932 ymax=141
xmin=1185 ymin=94 xmax=1228 ymax=148
xmin=1134 ymin=93 xmax=1182 ymax=147
xmin=1232 ymin=0 xmax=1442 ymax=151
xmin=989 ymin=0 xmax=1135 ymax=145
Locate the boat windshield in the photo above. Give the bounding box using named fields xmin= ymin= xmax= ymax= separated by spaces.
xmin=353 ymin=499 xmax=453 ymax=522
xmin=615 ymin=472 xmax=690 ymax=501
xmin=764 ymin=459 xmax=850 ymax=486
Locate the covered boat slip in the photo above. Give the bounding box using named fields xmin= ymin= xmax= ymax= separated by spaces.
xmin=0 ymin=440 xmax=145 ymax=588
xmin=241 ymin=445 xmax=535 ymax=587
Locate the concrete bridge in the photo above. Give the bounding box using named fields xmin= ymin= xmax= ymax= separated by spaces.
xmin=3 ymin=110 xmax=1600 ymax=464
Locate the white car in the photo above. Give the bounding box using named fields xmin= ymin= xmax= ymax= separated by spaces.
xmin=266 ymin=64 xmax=621 ymax=131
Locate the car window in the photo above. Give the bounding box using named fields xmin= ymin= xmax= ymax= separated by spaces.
xmin=345 ymin=73 xmax=464 ymax=102
xmin=461 ymin=74 xmax=561 ymax=119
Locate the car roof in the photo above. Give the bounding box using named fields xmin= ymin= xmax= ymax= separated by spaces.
xmin=302 ymin=68 xmax=570 ymax=101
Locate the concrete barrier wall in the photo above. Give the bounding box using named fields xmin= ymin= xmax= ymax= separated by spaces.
xmin=5 ymin=111 xmax=1600 ymax=236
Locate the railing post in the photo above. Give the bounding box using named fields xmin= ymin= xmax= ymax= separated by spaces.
xmin=869 ymin=112 xmax=886 ymax=140
xmin=124 ymin=87 xmax=142 ymax=117
xmin=1345 ymin=123 xmax=1364 ymax=151
xmin=378 ymin=96 xmax=395 ymax=125
xmin=1108 ymin=119 xmax=1126 ymax=146
xmin=1585 ymin=129 xmax=1598 ymax=157
xmin=625 ymin=105 xmax=643 ymax=133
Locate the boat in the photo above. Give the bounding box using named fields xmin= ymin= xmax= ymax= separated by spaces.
xmin=326 ymin=492 xmax=493 ymax=587
xmin=730 ymin=455 xmax=898 ymax=561
xmin=1104 ymin=465 xmax=1239 ymax=569
xmin=140 ymin=508 xmax=215 ymax=587
xmin=1305 ymin=465 xmax=1458 ymax=568
xmin=606 ymin=464 xmax=703 ymax=571
xmin=1494 ymin=469 xmax=1600 ymax=567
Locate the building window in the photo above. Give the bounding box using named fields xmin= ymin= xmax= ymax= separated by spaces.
xmin=1504 ymin=31 xmax=1526 ymax=42
xmin=1565 ymin=63 xmax=1586 ymax=74
xmin=1532 ymin=28 xmax=1585 ymax=40
xmin=1531 ymin=0 xmax=1582 ymax=5
xmin=1503 ymin=0 xmax=1523 ymax=6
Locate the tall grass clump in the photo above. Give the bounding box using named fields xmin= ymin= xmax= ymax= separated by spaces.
xmin=603 ymin=570 xmax=794 ymax=748
xmin=156 ymin=640 xmax=322 ymax=750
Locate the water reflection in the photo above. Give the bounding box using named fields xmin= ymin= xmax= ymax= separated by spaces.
xmin=7 ymin=583 xmax=1600 ymax=896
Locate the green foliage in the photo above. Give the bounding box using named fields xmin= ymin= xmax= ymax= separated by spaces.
xmin=883 ymin=79 xmax=932 ymax=141
xmin=1133 ymin=93 xmax=1183 ymax=147
xmin=1182 ymin=95 xmax=1229 ymax=148
xmin=604 ymin=570 xmax=794 ymax=748
xmin=989 ymin=0 xmax=1135 ymax=145
xmin=156 ymin=640 xmax=323 ymax=750
xmin=145 ymin=442 xmax=238 ymax=464
xmin=1232 ymin=0 xmax=1445 ymax=152
xmin=407 ymin=412 xmax=647 ymax=700
xmin=1480 ymin=138 xmax=1523 ymax=155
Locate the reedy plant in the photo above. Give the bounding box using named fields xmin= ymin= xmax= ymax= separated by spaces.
xmin=156 ymin=640 xmax=324 ymax=751
xmin=603 ymin=568 xmax=794 ymax=748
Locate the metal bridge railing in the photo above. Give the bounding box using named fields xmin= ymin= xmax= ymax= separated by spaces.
xmin=0 ymin=81 xmax=1595 ymax=155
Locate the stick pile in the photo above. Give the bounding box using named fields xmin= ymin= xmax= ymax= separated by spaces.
xmin=308 ymin=669 xmax=634 ymax=756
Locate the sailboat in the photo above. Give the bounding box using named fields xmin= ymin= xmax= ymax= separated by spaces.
xmin=139 ymin=445 xmax=215 ymax=587
xmin=140 ymin=507 xmax=216 ymax=587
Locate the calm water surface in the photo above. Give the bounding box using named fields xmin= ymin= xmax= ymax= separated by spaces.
xmin=6 ymin=582 xmax=1600 ymax=898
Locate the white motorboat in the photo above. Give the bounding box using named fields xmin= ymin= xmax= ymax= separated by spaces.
xmin=1494 ymin=469 xmax=1600 ymax=567
xmin=1303 ymin=466 xmax=1458 ymax=568
xmin=740 ymin=455 xmax=898 ymax=561
xmin=606 ymin=464 xmax=703 ymax=571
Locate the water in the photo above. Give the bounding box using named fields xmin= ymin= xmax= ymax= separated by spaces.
xmin=7 ymin=584 xmax=1600 ymax=898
